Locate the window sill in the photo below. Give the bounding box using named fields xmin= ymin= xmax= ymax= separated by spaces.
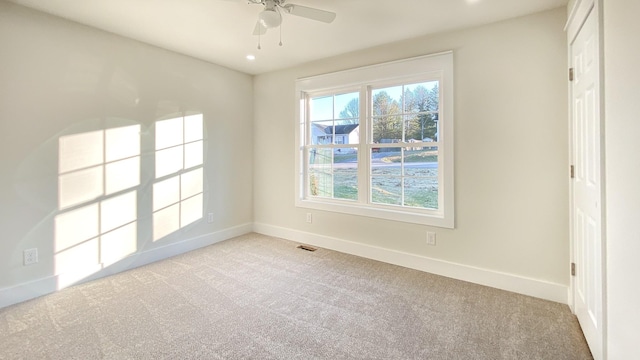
xmin=296 ymin=198 xmax=454 ymax=228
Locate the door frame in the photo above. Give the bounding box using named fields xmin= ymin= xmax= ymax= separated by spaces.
xmin=565 ymin=0 xmax=607 ymax=358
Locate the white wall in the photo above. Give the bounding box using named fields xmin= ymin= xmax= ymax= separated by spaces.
xmin=0 ymin=2 xmax=253 ymax=307
xmin=0 ymin=2 xmax=572 ymax=309
xmin=603 ymin=0 xmax=640 ymax=358
xmin=254 ymin=8 xmax=569 ymax=302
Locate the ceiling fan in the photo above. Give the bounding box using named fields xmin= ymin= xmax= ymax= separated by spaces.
xmin=247 ymin=0 xmax=336 ymax=36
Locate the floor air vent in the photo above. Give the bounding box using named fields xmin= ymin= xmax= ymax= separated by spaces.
xmin=297 ymin=245 xmax=317 ymax=252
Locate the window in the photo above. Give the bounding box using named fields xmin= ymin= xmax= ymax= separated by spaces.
xmin=295 ymin=52 xmax=454 ymax=227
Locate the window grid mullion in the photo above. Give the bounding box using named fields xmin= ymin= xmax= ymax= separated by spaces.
xmin=303 ymin=74 xmax=443 ymax=210
xmin=360 ymin=85 xmax=371 ymax=205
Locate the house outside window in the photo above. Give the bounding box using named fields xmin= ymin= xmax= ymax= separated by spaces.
xmin=295 ymin=52 xmax=454 ymax=228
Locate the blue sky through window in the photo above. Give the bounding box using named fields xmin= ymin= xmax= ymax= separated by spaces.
xmin=311 ymin=82 xmax=438 ymax=122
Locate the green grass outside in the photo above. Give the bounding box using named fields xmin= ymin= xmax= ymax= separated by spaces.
xmin=381 ymin=151 xmax=438 ymax=163
xmin=312 ymin=166 xmax=438 ymax=209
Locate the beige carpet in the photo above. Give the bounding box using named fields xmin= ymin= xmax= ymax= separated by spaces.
xmin=0 ymin=233 xmax=592 ymax=359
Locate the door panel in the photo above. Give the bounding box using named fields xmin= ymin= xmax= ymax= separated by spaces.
xmin=571 ymin=8 xmax=604 ymax=359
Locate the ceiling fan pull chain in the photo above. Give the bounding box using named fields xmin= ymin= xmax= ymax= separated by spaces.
xmin=258 ymin=32 xmax=262 ymax=50
xmin=279 ymin=22 xmax=283 ymax=46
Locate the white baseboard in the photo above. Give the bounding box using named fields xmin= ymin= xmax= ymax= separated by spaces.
xmin=1 ymin=222 xmax=568 ymax=309
xmin=253 ymin=223 xmax=569 ymax=304
xmin=0 ymin=223 xmax=253 ymax=309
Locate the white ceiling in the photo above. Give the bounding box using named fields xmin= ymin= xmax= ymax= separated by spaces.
xmin=8 ymin=0 xmax=568 ymax=75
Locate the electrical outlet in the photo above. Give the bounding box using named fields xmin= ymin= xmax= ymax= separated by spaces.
xmin=426 ymin=232 xmax=436 ymax=246
xmin=207 ymin=213 xmax=214 ymax=223
xmin=24 ymin=248 xmax=38 ymax=265
xmin=306 ymin=213 xmax=313 ymax=224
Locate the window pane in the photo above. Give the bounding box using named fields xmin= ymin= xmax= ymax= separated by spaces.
xmin=432 ymin=113 xmax=439 ymax=142
xmin=371 ymin=176 xmax=401 ymax=206
xmin=310 ymin=95 xmax=333 ymax=121
xmin=371 ymin=147 xmax=401 ymax=176
xmin=404 ymin=114 xmax=419 ymax=142
xmin=335 ymin=92 xmax=359 ymax=120
xmin=371 ymin=146 xmax=402 ymax=204
xmin=311 ymin=121 xmax=333 ymax=145
xmin=403 ymin=81 xmax=440 ymax=113
xmin=333 ymin=148 xmax=357 ymax=200
xmin=407 ymin=112 xmax=438 ymax=142
xmin=372 ymin=115 xmax=402 ymax=143
xmin=404 ymin=177 xmax=438 ymax=209
xmin=403 ymin=147 xmax=438 ymax=209
xmin=402 ymin=147 xmax=438 ymax=176
xmin=372 ymin=86 xmax=402 ymax=115
xmin=309 ymin=148 xmax=332 ymax=197
xmin=334 ymin=120 xmax=359 ymax=145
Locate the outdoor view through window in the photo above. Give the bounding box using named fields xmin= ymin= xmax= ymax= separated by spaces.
xmin=296 ymin=52 xmax=453 ymax=227
xmin=308 ymin=81 xmax=440 ymax=209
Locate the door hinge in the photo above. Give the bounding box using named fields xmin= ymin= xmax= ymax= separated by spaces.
xmin=569 ymin=68 xmax=574 ymax=81
xmin=570 ymin=165 xmax=575 ymax=179
xmin=571 ymin=262 xmax=576 ymax=276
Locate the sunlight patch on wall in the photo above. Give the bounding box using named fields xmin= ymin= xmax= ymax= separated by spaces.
xmin=153 ymin=114 xmax=204 ymax=241
xmin=181 ymin=193 xmax=203 ymax=228
xmin=54 ymin=204 xmax=99 ymax=254
xmin=59 ymin=166 xmax=103 ymax=209
xmin=106 ymin=157 xmax=140 ymax=195
xmin=58 ymin=131 xmax=103 ymax=209
xmin=180 ymin=168 xmax=204 ymax=227
xmin=55 ymin=238 xmax=102 ymax=290
xmin=101 ymin=191 xmax=137 ymax=233
xmin=101 ymin=222 xmax=137 ymax=267
xmin=54 ymin=124 xmax=140 ymax=290
xmin=156 ymin=146 xmax=184 ymax=178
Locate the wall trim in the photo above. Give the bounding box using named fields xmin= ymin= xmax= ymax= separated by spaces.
xmin=565 ymin=0 xmax=594 ymax=43
xmin=253 ymin=223 xmax=569 ymax=304
xmin=0 ymin=223 xmax=253 ymax=309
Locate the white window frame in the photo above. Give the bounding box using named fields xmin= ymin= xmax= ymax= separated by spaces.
xmin=295 ymin=52 xmax=454 ymax=228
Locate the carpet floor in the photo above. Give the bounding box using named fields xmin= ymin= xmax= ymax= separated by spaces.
xmin=0 ymin=233 xmax=592 ymax=359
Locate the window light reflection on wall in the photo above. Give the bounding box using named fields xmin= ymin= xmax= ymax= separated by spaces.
xmin=54 ymin=124 xmax=140 ymax=290
xmin=153 ymin=114 xmax=204 ymax=241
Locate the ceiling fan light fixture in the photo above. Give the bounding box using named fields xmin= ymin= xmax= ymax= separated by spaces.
xmin=259 ymin=9 xmax=282 ymax=29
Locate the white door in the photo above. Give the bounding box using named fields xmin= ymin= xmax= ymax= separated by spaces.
xmin=571 ymin=8 xmax=604 ymax=360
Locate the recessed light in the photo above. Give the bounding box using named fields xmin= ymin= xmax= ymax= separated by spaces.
xmin=246 ymin=55 xmax=256 ymax=61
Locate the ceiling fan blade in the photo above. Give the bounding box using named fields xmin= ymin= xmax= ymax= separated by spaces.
xmin=282 ymin=4 xmax=336 ymax=23
xmin=253 ymin=20 xmax=267 ymax=35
